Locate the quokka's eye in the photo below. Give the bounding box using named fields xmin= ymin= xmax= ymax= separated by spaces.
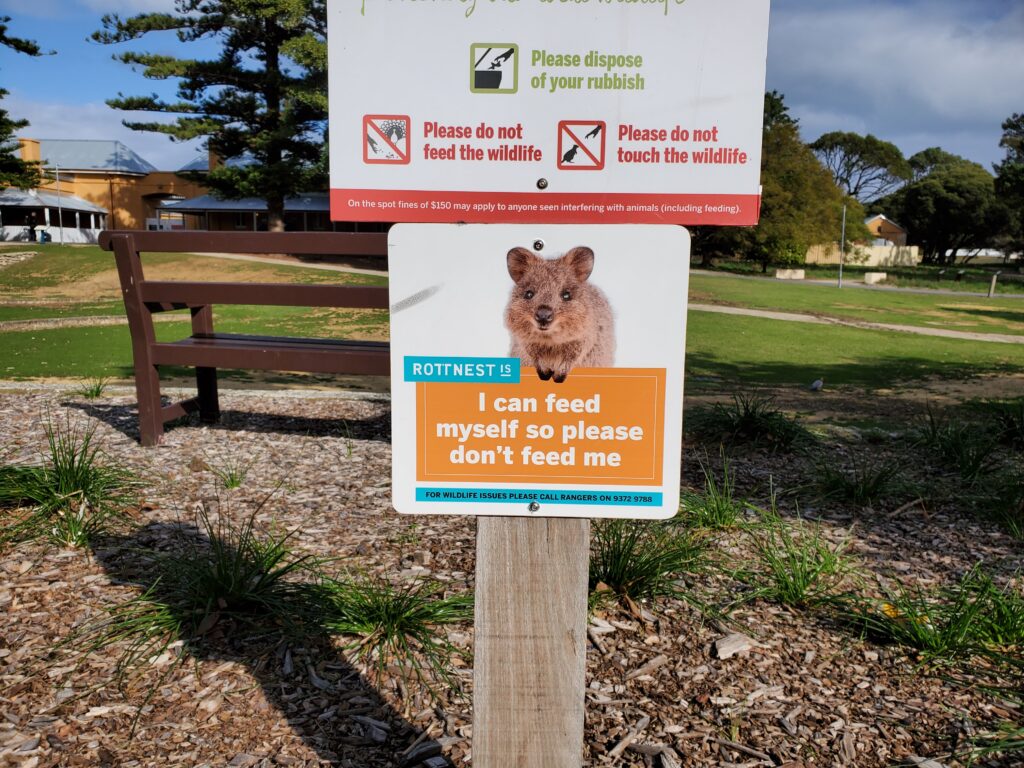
xmin=561 ymin=290 xmax=572 ymax=301
xmin=524 ymin=290 xmax=535 ymax=300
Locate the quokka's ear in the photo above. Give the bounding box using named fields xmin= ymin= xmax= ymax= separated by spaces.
xmin=507 ymin=247 xmax=538 ymax=283
xmin=564 ymin=247 xmax=595 ymax=282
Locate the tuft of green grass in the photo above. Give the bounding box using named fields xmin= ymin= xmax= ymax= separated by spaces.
xmin=974 ymin=398 xmax=1024 ymax=450
xmin=74 ymin=377 xmax=110 ymax=400
xmin=979 ymin=472 xmax=1024 ymax=538
xmin=679 ymin=453 xmax=746 ymax=529
xmin=687 ymin=393 xmax=812 ymax=451
xmin=810 ymin=457 xmax=906 ymax=507
xmin=208 ymin=455 xmax=254 ymax=490
xmin=0 ymin=416 xmax=137 ymax=547
xmin=68 ymin=502 xmax=327 ymax=690
xmin=319 ymin=576 xmax=473 ymax=693
xmin=836 ymin=565 xmax=1024 ymax=661
xmin=589 ymin=519 xmax=708 ymax=606
xmin=915 ymin=406 xmax=1001 ymax=483
xmin=740 ymin=504 xmax=857 ymax=608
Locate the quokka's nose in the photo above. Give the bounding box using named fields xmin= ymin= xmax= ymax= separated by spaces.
xmin=535 ymin=306 xmax=554 ymax=325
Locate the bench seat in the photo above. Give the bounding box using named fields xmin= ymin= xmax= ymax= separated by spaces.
xmin=152 ymin=334 xmax=390 ymax=375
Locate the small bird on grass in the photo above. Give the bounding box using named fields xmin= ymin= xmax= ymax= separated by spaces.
xmin=809 ymin=378 xmax=824 ymax=392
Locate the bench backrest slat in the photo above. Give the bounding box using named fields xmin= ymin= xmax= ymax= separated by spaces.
xmin=140 ymin=281 xmax=389 ymax=308
xmin=98 ymin=230 xmax=389 ymax=257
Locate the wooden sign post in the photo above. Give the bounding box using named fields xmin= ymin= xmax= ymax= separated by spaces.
xmin=474 ymin=517 xmax=589 ymax=765
xmin=327 ymin=2 xmax=770 ymax=763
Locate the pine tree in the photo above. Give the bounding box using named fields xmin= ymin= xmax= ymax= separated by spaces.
xmin=0 ymin=16 xmax=45 ymax=190
xmin=94 ymin=1 xmax=327 ymax=231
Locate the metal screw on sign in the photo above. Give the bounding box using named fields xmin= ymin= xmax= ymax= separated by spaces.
xmin=536 ymin=178 xmax=548 ymax=190
xmin=528 ymin=501 xmax=540 ymax=512
xmin=533 ymin=239 xmax=545 ymax=251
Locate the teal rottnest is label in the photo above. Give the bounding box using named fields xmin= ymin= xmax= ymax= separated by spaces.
xmin=404 ymin=356 xmax=520 ymax=383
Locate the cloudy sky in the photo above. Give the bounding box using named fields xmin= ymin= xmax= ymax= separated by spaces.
xmin=1 ymin=0 xmax=1021 ymax=172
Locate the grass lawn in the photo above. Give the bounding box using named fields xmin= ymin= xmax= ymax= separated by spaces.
xmin=709 ymin=259 xmax=1024 ymax=295
xmin=0 ymin=244 xmax=385 ymax=312
xmin=685 ymin=310 xmax=1024 ymax=387
xmin=690 ymin=273 xmax=1024 ymax=336
xmin=0 ymin=301 xmax=125 ymax=322
xmin=4 ymin=244 xmax=1024 ymax=387
xmin=3 ymin=305 xmax=1023 ymax=386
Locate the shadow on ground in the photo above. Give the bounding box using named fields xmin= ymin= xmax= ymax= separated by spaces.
xmin=86 ymin=521 xmax=451 ymax=767
xmin=64 ymin=400 xmax=392 ymax=445
xmin=954 ymin=306 xmax=1024 ymax=326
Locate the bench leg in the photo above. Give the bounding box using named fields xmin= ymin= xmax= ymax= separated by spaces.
xmin=135 ymin=363 xmax=164 ymax=447
xmin=196 ymin=367 xmax=220 ymax=424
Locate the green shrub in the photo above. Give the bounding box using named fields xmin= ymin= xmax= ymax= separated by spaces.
xmin=915 ymin=406 xmax=1001 ymax=483
xmin=679 ymin=454 xmax=746 ymax=529
xmin=589 ymin=520 xmax=707 ymax=606
xmin=977 ymin=470 xmax=1024 ymax=538
xmin=741 ymin=505 xmax=857 ymax=608
xmin=68 ymin=503 xmax=327 ymax=688
xmin=208 ymin=454 xmax=254 ymax=490
xmin=0 ymin=417 xmax=137 ymax=547
xmin=74 ymin=377 xmax=109 ymax=400
xmin=811 ymin=457 xmax=906 ymax=507
xmin=320 ymin=576 xmax=473 ymax=692
xmin=837 ymin=565 xmax=1024 ymax=661
xmin=687 ymin=394 xmax=811 ymax=451
xmin=973 ymin=398 xmax=1024 ymax=450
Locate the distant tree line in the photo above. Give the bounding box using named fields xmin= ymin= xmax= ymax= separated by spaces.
xmin=694 ymin=93 xmax=1024 ymax=269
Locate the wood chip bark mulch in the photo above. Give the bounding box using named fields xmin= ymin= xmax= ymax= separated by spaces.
xmin=1 ymin=384 xmax=1022 ymax=768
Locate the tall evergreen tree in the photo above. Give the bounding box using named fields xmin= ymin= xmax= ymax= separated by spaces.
xmin=995 ymin=113 xmax=1024 ymax=256
xmin=0 ymin=16 xmax=45 ymax=190
xmin=94 ymin=1 xmax=327 ymax=231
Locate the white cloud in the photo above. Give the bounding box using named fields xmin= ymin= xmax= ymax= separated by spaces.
xmin=5 ymin=92 xmax=204 ymax=171
xmin=768 ymin=0 xmax=1024 ymax=166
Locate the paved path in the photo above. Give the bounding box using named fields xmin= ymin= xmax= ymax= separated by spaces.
xmin=4 ymin=302 xmax=1022 ymax=345
xmin=0 ymin=315 xmax=185 ymax=332
xmin=192 ymin=251 xmax=388 ymax=277
xmin=690 ymin=303 xmax=1024 ymax=344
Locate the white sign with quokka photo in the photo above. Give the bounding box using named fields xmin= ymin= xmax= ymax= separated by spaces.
xmin=388 ymin=224 xmax=689 ymax=519
xmin=328 ymin=0 xmax=771 ymax=226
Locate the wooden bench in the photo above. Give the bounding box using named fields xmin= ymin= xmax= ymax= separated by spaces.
xmin=99 ymin=231 xmax=390 ymax=446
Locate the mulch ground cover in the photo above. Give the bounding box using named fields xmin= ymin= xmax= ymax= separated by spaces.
xmin=1 ymin=382 xmax=1022 ymax=768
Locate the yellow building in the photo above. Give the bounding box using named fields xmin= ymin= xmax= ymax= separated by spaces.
xmin=864 ymin=213 xmax=908 ymax=247
xmin=19 ymin=138 xmax=208 ymax=232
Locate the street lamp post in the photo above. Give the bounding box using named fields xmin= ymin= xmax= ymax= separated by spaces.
xmin=838 ymin=203 xmax=847 ymax=289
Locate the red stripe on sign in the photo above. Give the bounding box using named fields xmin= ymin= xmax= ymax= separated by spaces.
xmin=331 ymin=189 xmax=761 ymax=226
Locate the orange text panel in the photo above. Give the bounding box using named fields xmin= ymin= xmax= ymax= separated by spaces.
xmin=416 ymin=368 xmax=666 ymax=485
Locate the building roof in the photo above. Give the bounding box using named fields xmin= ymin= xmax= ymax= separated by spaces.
xmin=160 ymin=192 xmax=329 ymax=213
xmin=0 ymin=187 xmax=107 ymax=214
xmin=177 ymin=152 xmax=257 ymax=173
xmin=864 ymin=213 xmax=906 ymax=231
xmin=37 ymin=139 xmax=158 ymax=175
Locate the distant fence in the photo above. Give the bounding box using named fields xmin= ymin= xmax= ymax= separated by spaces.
xmin=806 ymin=242 xmax=920 ymax=267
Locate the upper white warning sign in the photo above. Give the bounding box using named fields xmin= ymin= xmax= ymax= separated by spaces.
xmin=328 ymin=0 xmax=771 ymax=225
